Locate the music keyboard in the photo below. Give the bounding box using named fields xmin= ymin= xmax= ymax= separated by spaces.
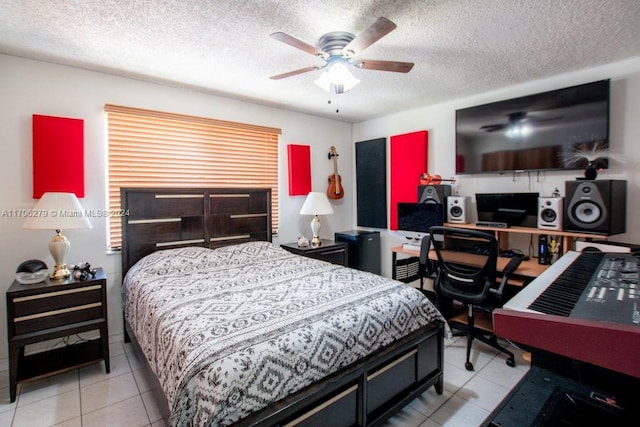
xmin=494 ymin=250 xmax=640 ymax=379
xmin=503 ymin=251 xmax=639 ymax=324
xmin=503 ymin=251 xmax=581 ymax=313
xmin=529 ymin=252 xmax=604 ymax=315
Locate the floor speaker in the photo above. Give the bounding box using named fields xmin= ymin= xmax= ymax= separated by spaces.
xmin=564 ymin=180 xmax=626 ymax=235
xmin=537 ymin=197 xmax=563 ymax=230
xmin=447 ymin=196 xmax=471 ymax=224
xmin=418 ymin=184 xmax=452 ymax=204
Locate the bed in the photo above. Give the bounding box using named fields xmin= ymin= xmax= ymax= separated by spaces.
xmin=120 ymin=187 xmax=446 ymax=426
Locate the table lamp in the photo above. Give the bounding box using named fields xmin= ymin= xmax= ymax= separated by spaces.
xmin=23 ymin=192 xmax=92 ymax=280
xmin=299 ymin=192 xmax=334 ymax=247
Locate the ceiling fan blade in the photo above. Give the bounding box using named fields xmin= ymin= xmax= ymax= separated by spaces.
xmin=342 ymin=17 xmax=397 ymax=56
xmin=480 ymin=124 xmax=506 ymax=132
xmin=270 ymin=32 xmax=325 ymax=56
xmin=270 ymin=66 xmax=318 ymax=80
xmin=357 ymin=59 xmax=414 ymax=73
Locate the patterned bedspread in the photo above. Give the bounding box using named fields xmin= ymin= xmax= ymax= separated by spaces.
xmin=123 ymin=241 xmax=446 ymax=426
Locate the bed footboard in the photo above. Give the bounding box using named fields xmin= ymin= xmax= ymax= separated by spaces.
xmin=125 ymin=320 xmax=444 ymax=426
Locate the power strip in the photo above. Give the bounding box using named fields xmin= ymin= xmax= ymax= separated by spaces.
xmin=476 ymin=221 xmax=509 ymax=228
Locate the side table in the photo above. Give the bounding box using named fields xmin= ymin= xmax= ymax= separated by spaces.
xmin=6 ymin=268 xmax=110 ymax=402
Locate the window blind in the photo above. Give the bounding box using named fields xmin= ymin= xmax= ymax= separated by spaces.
xmin=105 ymin=104 xmax=280 ymax=250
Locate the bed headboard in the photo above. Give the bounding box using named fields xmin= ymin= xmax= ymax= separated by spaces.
xmin=120 ymin=187 xmax=272 ymax=275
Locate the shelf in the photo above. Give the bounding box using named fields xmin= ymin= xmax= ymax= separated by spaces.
xmin=444 ymin=223 xmax=608 ymax=255
xmin=17 ymin=339 xmax=105 ymax=383
xmin=444 ymin=223 xmax=608 ymax=240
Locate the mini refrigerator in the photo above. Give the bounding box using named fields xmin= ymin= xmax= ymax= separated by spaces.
xmin=335 ymin=230 xmax=381 ymax=275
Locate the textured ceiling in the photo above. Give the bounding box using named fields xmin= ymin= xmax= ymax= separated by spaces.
xmin=2 ymin=0 xmax=640 ymax=122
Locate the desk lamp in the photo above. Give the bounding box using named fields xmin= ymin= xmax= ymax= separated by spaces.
xmin=23 ymin=192 xmax=92 ymax=280
xmin=299 ymin=192 xmax=334 ymax=247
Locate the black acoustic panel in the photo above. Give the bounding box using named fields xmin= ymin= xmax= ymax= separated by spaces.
xmin=356 ymin=138 xmax=387 ymax=228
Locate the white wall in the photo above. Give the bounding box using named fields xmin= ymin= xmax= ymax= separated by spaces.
xmin=352 ymin=57 xmax=640 ymax=278
xmin=0 ymin=54 xmax=353 ymax=366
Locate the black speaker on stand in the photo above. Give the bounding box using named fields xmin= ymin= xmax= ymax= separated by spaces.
xmin=564 ymin=180 xmax=627 ymax=235
xmin=418 ymin=184 xmax=452 ymax=204
xmin=418 ymin=185 xmax=451 ymax=223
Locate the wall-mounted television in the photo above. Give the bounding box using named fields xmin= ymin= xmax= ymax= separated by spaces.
xmin=455 ymin=80 xmax=610 ymax=174
xmin=397 ymin=203 xmax=443 ymax=234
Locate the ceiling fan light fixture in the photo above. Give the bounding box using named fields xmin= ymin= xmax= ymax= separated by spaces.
xmin=506 ymin=123 xmax=532 ymax=138
xmin=327 ymin=60 xmax=350 ymax=85
xmin=314 ymin=61 xmax=360 ymax=94
xmin=313 ymin=71 xmax=332 ymax=92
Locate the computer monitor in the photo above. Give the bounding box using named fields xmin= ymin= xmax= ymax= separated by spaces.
xmin=397 ymin=203 xmax=444 ymax=234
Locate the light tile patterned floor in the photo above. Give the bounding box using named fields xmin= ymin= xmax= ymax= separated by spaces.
xmin=0 ymin=337 xmax=529 ymax=426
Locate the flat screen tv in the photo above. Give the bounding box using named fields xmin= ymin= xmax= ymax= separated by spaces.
xmin=455 ymin=80 xmax=610 ymax=174
xmin=397 ymin=203 xmax=443 ymax=234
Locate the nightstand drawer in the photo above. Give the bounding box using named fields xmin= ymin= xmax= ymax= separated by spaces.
xmin=12 ymin=285 xmax=103 ymax=318
xmin=280 ymin=240 xmax=348 ymax=267
xmin=308 ymin=247 xmax=347 ymax=265
xmin=10 ymin=284 xmax=105 ymax=336
xmin=13 ymin=302 xmax=103 ymax=336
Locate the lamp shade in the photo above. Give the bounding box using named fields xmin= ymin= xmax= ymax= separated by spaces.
xmin=299 ymin=192 xmax=334 ymax=216
xmin=23 ymin=192 xmax=92 ymax=230
xmin=314 ymin=59 xmax=360 ymax=94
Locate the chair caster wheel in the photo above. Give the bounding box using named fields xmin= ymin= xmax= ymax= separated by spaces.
xmin=506 ymin=358 xmax=515 ymax=367
xmin=465 ymin=361 xmax=474 ymax=371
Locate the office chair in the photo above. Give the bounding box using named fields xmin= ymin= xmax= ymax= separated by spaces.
xmin=429 ymin=226 xmax=523 ymax=371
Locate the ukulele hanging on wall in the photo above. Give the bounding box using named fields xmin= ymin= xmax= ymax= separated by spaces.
xmin=327 ymin=146 xmax=344 ymax=199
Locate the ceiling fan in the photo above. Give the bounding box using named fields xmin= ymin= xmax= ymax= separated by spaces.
xmin=481 ymin=111 xmax=563 ymax=137
xmin=270 ymin=17 xmax=414 ymax=94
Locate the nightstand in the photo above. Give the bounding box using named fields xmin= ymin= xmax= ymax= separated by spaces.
xmin=280 ymin=240 xmax=349 ymax=266
xmin=6 ymin=268 xmax=110 ymax=402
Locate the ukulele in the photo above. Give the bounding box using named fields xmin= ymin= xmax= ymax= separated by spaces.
xmin=327 ymin=146 xmax=344 ymax=199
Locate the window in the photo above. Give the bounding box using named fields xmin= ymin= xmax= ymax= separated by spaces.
xmin=105 ymin=104 xmax=280 ymax=250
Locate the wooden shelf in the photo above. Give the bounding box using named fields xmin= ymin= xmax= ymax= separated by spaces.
xmin=444 ymin=223 xmax=607 ymax=255
xmin=444 ymin=223 xmax=609 ymax=240
xmin=391 ymin=245 xmax=421 ymax=256
xmin=17 ymin=339 xmax=105 ymax=382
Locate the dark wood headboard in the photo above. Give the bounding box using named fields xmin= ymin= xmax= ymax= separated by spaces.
xmin=120 ymin=187 xmax=272 ymax=276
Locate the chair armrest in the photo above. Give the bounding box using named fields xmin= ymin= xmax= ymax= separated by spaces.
xmin=490 ymin=255 xmax=524 ymax=298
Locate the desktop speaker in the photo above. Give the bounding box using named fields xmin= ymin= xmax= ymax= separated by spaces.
xmin=537 ymin=197 xmax=563 ymax=231
xmin=564 ymin=180 xmax=626 ymax=235
xmin=418 ymin=184 xmax=452 ymax=204
xmin=447 ymin=196 xmax=471 ymax=224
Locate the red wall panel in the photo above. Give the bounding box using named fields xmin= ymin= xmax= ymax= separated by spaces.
xmin=287 ymin=144 xmax=311 ymax=196
xmin=390 ymin=131 xmax=428 ymax=230
xmin=32 ymin=114 xmax=84 ymax=198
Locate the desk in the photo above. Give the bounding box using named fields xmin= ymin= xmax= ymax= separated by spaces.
xmin=391 ymin=246 xmax=547 ymax=284
xmin=429 ymin=249 xmax=548 ymax=281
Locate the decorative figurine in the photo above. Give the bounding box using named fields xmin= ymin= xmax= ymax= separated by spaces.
xmin=71 ymin=262 xmax=97 ymax=281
